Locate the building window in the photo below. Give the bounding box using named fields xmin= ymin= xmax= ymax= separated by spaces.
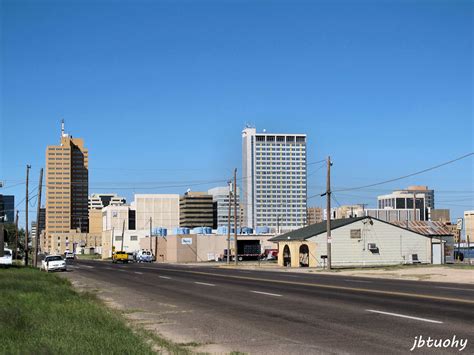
xmin=350 ymin=229 xmax=361 ymax=239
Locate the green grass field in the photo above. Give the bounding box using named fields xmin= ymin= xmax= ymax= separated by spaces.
xmin=0 ymin=267 xmax=157 ymax=354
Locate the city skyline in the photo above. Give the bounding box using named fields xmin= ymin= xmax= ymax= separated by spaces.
xmin=1 ymin=0 xmax=472 ymax=227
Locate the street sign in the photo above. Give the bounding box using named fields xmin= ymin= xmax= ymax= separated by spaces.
xmin=181 ymin=238 xmax=192 ymax=245
xmin=456 ymin=218 xmax=463 ymax=231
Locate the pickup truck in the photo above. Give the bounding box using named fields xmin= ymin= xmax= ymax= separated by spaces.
xmin=112 ymin=251 xmax=129 ymax=263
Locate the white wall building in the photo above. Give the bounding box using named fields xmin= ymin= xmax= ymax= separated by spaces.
xmin=89 ymin=193 xmax=126 ymax=210
xmin=377 ymin=188 xmax=431 ymax=220
xmin=134 ymin=194 xmax=180 ymax=230
xmin=242 ymin=126 xmax=307 ymax=232
xmin=271 ymin=217 xmax=440 ymax=268
xmin=208 ymin=186 xmax=240 ymax=228
xmin=102 ymin=205 xmax=131 ymax=231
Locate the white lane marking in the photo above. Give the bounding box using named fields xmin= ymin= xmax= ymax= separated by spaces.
xmin=345 ymin=279 xmax=373 ymax=283
xmin=82 ymin=265 xmax=94 ymax=269
xmin=194 ymin=282 xmax=215 ymax=286
xmin=285 ymin=275 xmax=301 ymax=278
xmin=117 ymin=269 xmax=126 ymax=272
xmin=134 ymin=272 xmax=143 ymax=275
xmin=159 ymin=276 xmax=171 ymax=279
xmin=251 ymin=290 xmax=282 ymax=297
xmin=436 ymin=286 xmax=474 ymax=292
xmin=105 ymin=267 xmax=113 ymax=270
xmin=366 ymin=310 xmax=443 ymax=324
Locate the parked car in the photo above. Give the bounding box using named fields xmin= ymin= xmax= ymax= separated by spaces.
xmin=112 ymin=251 xmax=129 ymax=263
xmin=137 ymin=250 xmax=153 ymax=263
xmin=65 ymin=252 xmax=76 ymax=260
xmin=41 ymin=255 xmax=67 ymax=272
xmin=0 ymin=248 xmax=13 ymax=267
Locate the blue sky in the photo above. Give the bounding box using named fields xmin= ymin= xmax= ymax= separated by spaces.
xmin=1 ymin=0 xmax=473 ymax=226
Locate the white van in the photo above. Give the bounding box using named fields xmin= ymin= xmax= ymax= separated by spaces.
xmin=0 ymin=248 xmax=13 ymax=266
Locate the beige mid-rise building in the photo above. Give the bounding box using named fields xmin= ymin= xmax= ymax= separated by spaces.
xmin=307 ymin=207 xmax=323 ymax=225
xmin=44 ymin=121 xmax=89 ymax=252
xmin=135 ymin=194 xmax=180 ymax=230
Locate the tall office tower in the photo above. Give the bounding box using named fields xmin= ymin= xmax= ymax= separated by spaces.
xmin=0 ymin=195 xmax=14 ymax=223
xmin=45 ymin=121 xmax=89 ymax=235
xmin=208 ymin=186 xmax=240 ymax=228
xmin=242 ymin=126 xmax=307 ymax=232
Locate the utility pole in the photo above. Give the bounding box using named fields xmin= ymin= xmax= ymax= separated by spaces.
xmin=326 ymin=157 xmax=332 ymax=270
xmin=154 ymin=225 xmax=159 ymax=263
xmin=227 ymin=180 xmax=231 ymax=264
xmin=413 ymin=192 xmax=417 ymax=221
xmin=120 ymin=219 xmax=125 ymax=251
xmin=277 ymin=216 xmax=280 ymax=234
xmin=233 ymin=168 xmax=238 ymax=266
xmin=25 ymin=165 xmax=31 ymax=266
xmin=111 ymin=227 xmax=114 ymax=258
xmin=14 ymin=210 xmax=19 ymax=260
xmin=34 ymin=168 xmax=43 ymax=267
xmin=149 ymin=217 xmax=152 ymax=252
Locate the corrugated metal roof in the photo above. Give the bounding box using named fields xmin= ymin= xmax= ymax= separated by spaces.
xmin=269 ymin=217 xmax=366 ymax=241
xmin=390 ymin=221 xmax=453 ymax=236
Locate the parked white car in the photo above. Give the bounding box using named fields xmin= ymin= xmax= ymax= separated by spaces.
xmin=0 ymin=248 xmax=13 ymax=266
xmin=41 ymin=255 xmax=67 ymax=272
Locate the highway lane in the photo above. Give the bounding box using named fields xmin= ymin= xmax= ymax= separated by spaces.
xmin=66 ymin=260 xmax=473 ymax=354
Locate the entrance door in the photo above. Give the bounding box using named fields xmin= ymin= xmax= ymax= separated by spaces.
xmin=432 ymin=243 xmax=442 ymax=264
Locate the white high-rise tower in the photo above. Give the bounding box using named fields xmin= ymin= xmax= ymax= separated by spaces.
xmin=242 ymin=126 xmax=307 ymax=232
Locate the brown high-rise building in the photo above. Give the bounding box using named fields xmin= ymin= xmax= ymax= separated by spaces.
xmin=179 ymin=191 xmax=214 ymax=228
xmin=45 ymin=121 xmax=89 ymax=239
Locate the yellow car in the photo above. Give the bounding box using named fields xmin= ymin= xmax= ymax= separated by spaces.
xmin=112 ymin=251 xmax=129 ymax=263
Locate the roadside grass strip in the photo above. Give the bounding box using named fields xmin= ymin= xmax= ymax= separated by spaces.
xmin=0 ymin=268 xmax=190 ymax=354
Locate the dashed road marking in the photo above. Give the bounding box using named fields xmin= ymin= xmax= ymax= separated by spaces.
xmin=134 ymin=271 xmax=143 ymax=275
xmin=366 ymin=309 xmax=443 ymax=324
xmin=159 ymin=276 xmax=171 ymax=279
xmin=251 ymin=291 xmax=282 ymax=297
xmin=82 ymin=265 xmax=94 ymax=269
xmin=194 ymin=282 xmax=215 ymax=286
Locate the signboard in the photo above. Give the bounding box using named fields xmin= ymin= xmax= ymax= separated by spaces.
xmin=456 ymin=218 xmax=463 ymax=231
xmin=181 ymin=238 xmax=192 ymax=245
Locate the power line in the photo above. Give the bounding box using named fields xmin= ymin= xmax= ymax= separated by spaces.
xmin=333 ymin=152 xmax=474 ymax=193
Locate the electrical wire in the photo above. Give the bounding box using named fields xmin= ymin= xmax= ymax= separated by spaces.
xmin=333 ymin=152 xmax=474 ymax=193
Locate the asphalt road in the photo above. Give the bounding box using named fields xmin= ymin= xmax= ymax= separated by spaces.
xmin=66 ymin=260 xmax=474 ymax=354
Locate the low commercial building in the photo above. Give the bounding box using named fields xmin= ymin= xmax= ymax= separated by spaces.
xmin=134 ymin=233 xmax=277 ymax=263
xmin=365 ymin=208 xmax=419 ymax=222
xmin=44 ymin=231 xmax=102 ymax=255
xmin=270 ymin=217 xmax=442 ymax=268
xmin=101 ymin=229 xmax=149 ymax=258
